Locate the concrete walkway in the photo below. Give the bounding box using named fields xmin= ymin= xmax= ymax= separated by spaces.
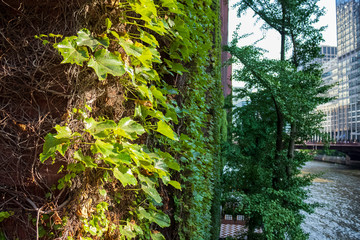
xmin=220 ymin=223 xmax=246 ymax=238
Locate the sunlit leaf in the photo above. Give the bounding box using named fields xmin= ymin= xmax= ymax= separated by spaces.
xmin=87 ymin=49 xmax=125 ymax=80
xmin=54 ymin=125 xmax=72 ymax=139
xmin=156 ymin=150 xmax=180 ymax=171
xmin=91 ymin=139 xmax=114 ymax=157
xmin=168 ymin=180 xmax=181 ymax=190
xmin=39 ymin=134 xmax=69 ymax=162
xmin=119 ymin=224 xmax=136 ymax=238
xmin=156 ymin=120 xmax=179 ymax=140
xmin=115 ymin=117 xmax=145 ymax=140
xmin=130 ymin=0 xmax=157 ymax=23
xmin=118 ymin=37 xmax=143 ymax=57
xmin=150 ymin=86 xmax=167 ymax=104
xmin=144 ymin=20 xmax=167 ymax=35
xmin=113 ymin=166 xmax=137 ymax=187
xmin=104 ymin=151 xmax=132 ymax=166
xmin=137 ymin=47 xmax=153 ymax=68
xmin=141 ymin=184 xmax=162 ymax=203
xmin=154 ymin=158 xmax=168 ymax=178
xmin=160 ymin=0 xmax=182 ymax=14
xmin=105 ymin=18 xmax=112 ymax=31
xmin=54 ymin=36 xmax=89 ymax=66
xmin=138 ymin=207 xmax=170 ymax=227
xmin=139 ymin=29 xmax=159 ymax=47
xmin=73 ymin=150 xmax=97 ymax=168
xmin=138 ymin=84 xmax=154 ymax=103
xmin=84 ymin=118 xmax=116 ymax=139
xmin=76 ymin=29 xmax=109 ymax=51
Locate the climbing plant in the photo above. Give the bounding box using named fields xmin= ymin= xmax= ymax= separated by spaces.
xmin=30 ymin=0 xmax=225 ymax=239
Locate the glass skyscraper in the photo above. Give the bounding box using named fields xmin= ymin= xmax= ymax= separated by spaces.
xmin=319 ymin=0 xmax=360 ymax=141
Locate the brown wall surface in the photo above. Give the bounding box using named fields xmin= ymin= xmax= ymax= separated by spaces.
xmin=220 ymin=0 xmax=232 ymax=97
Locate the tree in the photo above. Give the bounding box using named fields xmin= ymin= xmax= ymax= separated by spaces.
xmin=222 ymin=0 xmax=332 ymax=238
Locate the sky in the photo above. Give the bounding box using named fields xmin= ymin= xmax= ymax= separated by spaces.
xmin=228 ymin=0 xmax=337 ymax=59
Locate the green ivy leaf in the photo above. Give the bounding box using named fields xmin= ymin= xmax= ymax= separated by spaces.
xmin=139 ymin=29 xmax=159 ymax=47
xmin=150 ymin=86 xmax=167 ymax=104
xmin=148 ymin=110 xmax=172 ymax=122
xmin=92 ymin=139 xmax=115 ymax=157
xmin=165 ymin=107 xmax=179 ymax=124
xmin=118 ymin=117 xmax=145 ymax=135
xmin=138 ymin=207 xmax=170 ymax=227
xmin=39 ymin=134 xmax=69 ymax=162
xmin=160 ymin=0 xmax=182 ymax=14
xmin=119 ymin=224 xmax=137 ymax=239
xmin=151 ymin=231 xmax=166 ymax=240
xmin=135 ymin=66 xmax=160 ymax=82
xmin=138 ymin=84 xmax=154 ymax=103
xmin=141 ymin=184 xmax=162 ymax=203
xmin=130 ymin=0 xmax=157 ymax=23
xmin=53 ymin=36 xmax=89 ymax=66
xmin=118 ymin=37 xmax=143 ymax=57
xmin=137 ymin=47 xmax=153 ymax=68
xmin=154 ymin=158 xmax=168 ymax=178
xmin=156 ymin=121 xmax=179 ymax=141
xmin=84 ymin=118 xmax=117 ymax=139
xmin=156 ymin=150 xmax=180 ymax=171
xmin=104 ymin=151 xmax=132 ymax=166
xmin=116 ymin=117 xmax=145 ymax=140
xmin=168 ymin=180 xmax=181 ymax=190
xmin=87 ymin=49 xmax=125 ymax=80
xmin=149 ymin=47 xmax=162 ymax=63
xmin=99 ymin=188 xmax=107 ymax=197
xmin=76 ymin=29 xmax=109 ymax=51
xmin=144 ymin=20 xmax=167 ymax=36
xmin=105 ymin=18 xmax=112 ymax=31
xmin=0 ymin=211 xmax=14 ymax=222
xmin=163 ymin=59 xmax=188 ymax=75
xmin=73 ymin=150 xmax=97 ymax=168
xmin=113 ymin=166 xmax=137 ymax=187
xmin=54 ymin=125 xmax=72 ymax=139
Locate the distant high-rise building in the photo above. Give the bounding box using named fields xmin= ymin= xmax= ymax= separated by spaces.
xmin=321 ymin=46 xmax=338 ymax=63
xmin=318 ymin=0 xmax=360 ymax=141
xmin=317 ymin=58 xmax=339 ymax=140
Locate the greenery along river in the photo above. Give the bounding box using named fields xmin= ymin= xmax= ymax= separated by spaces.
xmin=302 ymin=161 xmax=360 ymax=239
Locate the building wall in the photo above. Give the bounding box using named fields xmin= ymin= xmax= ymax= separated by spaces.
xmin=321 ymin=46 xmax=338 ymax=63
xmin=220 ymin=0 xmax=232 ymax=98
xmin=319 ymin=0 xmax=360 ymax=141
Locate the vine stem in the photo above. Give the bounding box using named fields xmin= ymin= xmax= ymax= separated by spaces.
xmin=36 ymin=206 xmax=43 ymax=240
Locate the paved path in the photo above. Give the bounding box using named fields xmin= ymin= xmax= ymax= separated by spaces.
xmin=220 ymin=224 xmax=245 ymax=238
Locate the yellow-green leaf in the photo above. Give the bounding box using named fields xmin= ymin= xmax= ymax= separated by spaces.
xmin=113 ymin=166 xmax=138 ymax=187
xmin=87 ymin=49 xmax=125 ymax=80
xmin=138 ymin=207 xmax=170 ymax=227
xmin=141 ymin=184 xmax=162 ymax=203
xmin=168 ymin=180 xmax=181 ymax=190
xmin=54 ymin=36 xmax=89 ymax=66
xmin=76 ymin=29 xmax=109 ymax=51
xmin=156 ymin=120 xmax=178 ymax=140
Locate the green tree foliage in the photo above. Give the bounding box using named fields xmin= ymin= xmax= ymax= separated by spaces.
xmin=222 ymin=0 xmax=332 ymax=239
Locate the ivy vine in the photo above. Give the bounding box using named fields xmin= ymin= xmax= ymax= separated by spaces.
xmin=35 ymin=0 xmax=225 ymax=239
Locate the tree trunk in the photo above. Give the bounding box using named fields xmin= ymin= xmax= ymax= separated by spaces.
xmin=280 ymin=1 xmax=286 ymax=61
xmin=287 ymin=122 xmax=297 ymax=177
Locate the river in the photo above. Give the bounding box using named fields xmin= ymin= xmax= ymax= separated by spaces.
xmin=301 ymin=161 xmax=360 ymax=239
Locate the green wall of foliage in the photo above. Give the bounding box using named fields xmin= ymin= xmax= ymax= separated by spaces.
xmin=28 ymin=0 xmax=226 ymax=239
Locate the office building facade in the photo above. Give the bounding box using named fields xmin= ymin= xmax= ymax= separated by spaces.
xmin=319 ymin=0 xmax=360 ymax=141
xmin=321 ymin=45 xmax=338 ymax=63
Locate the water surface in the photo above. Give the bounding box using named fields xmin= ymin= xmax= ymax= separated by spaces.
xmin=302 ymin=161 xmax=360 ymax=239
